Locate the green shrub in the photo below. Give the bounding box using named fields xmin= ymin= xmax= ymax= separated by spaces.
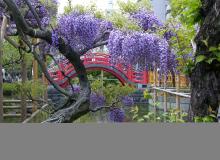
xmin=15 ymin=80 xmax=46 ymax=98
xmin=3 ymin=83 xmax=18 ymax=96
xmin=3 ymin=80 xmax=46 ymax=98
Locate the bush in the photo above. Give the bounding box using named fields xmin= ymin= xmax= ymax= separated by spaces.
xmin=3 ymin=83 xmax=18 ymax=96
xmin=3 ymin=80 xmax=46 ymax=98
xmin=15 ymin=80 xmax=46 ymax=98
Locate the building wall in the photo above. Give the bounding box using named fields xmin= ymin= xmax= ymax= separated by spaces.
xmin=151 ymin=0 xmax=169 ymax=22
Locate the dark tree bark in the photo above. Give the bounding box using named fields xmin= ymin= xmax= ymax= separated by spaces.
xmin=21 ymin=50 xmax=27 ymax=122
xmin=191 ymin=0 xmax=220 ymax=119
xmin=0 ymin=15 xmax=7 ymax=122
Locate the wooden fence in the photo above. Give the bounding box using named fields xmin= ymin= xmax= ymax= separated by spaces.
xmin=152 ymin=87 xmax=191 ymax=113
xmin=148 ymin=68 xmax=191 ymax=114
xmin=2 ymin=99 xmax=47 ymax=123
xmin=3 ymin=100 xmax=32 ymax=118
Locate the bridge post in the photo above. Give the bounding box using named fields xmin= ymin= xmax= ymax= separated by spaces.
xmin=153 ymin=62 xmax=158 ymax=121
xmin=176 ymin=74 xmax=181 ymax=118
xmin=163 ymin=75 xmax=168 ymax=113
xmin=143 ymin=70 xmax=148 ymax=85
xmin=127 ymin=65 xmax=133 ymax=80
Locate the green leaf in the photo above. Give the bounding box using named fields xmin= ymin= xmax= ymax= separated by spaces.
xmin=143 ymin=115 xmax=149 ymax=119
xmin=162 ymin=113 xmax=169 ymax=117
xmin=194 ymin=117 xmax=203 ymax=123
xmin=206 ymin=58 xmax=216 ymax=64
xmin=201 ymin=40 xmax=208 ymax=47
xmin=202 ymin=116 xmax=215 ymax=122
xmin=209 ymin=114 xmax=217 ymax=119
xmin=196 ymin=55 xmax=206 ymax=63
xmin=132 ymin=114 xmax=138 ymax=120
xmin=176 ymin=119 xmax=185 ymax=123
xmin=156 ymin=117 xmax=161 ymax=120
xmin=209 ymin=46 xmax=218 ymax=52
xmin=147 ymin=112 xmax=155 ymax=117
xmin=214 ymin=52 xmax=220 ymax=58
xmin=137 ymin=118 xmax=145 ymax=122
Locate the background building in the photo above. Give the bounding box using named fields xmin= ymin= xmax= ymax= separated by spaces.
xmin=150 ymin=0 xmax=170 ymax=22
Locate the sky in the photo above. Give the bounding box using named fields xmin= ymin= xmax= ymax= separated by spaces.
xmin=57 ymin=0 xmax=126 ymax=14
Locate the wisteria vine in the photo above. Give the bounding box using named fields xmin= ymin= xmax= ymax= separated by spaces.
xmin=0 ymin=0 xmax=179 ymax=122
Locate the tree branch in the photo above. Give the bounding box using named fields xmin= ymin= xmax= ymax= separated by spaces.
xmin=4 ymin=0 xmax=92 ymax=123
xmin=79 ymin=40 xmax=108 ymax=55
xmin=4 ymin=34 xmax=72 ymax=97
xmin=23 ymin=0 xmax=43 ymax=30
xmin=89 ymin=99 xmax=120 ymax=112
xmin=48 ymin=55 xmax=75 ymax=92
xmin=32 ymin=47 xmax=72 ymax=97
xmin=3 ymin=0 xmax=51 ymax=42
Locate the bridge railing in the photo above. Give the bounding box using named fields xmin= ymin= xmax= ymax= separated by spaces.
xmin=48 ymin=52 xmax=149 ymax=86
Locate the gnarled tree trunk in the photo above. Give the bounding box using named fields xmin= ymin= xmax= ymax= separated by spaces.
xmin=0 ymin=15 xmax=7 ymax=122
xmin=191 ymin=0 xmax=220 ymax=119
xmin=21 ymin=49 xmax=28 ymax=122
xmin=3 ymin=0 xmax=92 ymax=123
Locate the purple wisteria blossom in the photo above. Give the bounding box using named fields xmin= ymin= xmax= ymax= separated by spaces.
xmin=52 ymin=12 xmax=112 ymax=52
xmin=121 ymin=96 xmax=134 ymax=107
xmin=108 ymin=108 xmax=125 ymax=122
xmin=131 ymin=9 xmax=163 ymax=31
xmin=90 ymin=92 xmax=106 ymax=110
xmin=107 ymin=30 xmax=175 ymax=76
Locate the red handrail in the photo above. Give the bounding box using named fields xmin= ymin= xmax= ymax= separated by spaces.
xmin=48 ymin=52 xmax=149 ymax=87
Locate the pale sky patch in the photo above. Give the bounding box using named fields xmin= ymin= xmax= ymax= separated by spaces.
xmin=57 ymin=0 xmax=128 ymax=14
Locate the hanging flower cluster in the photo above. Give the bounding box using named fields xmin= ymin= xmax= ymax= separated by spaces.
xmin=108 ymin=30 xmax=175 ymax=76
xmin=52 ymin=12 xmax=112 ymax=52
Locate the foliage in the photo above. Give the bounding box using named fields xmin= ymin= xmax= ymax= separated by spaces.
xmin=90 ymin=80 xmax=135 ymax=122
xmin=16 ymin=80 xmax=46 ymax=98
xmin=3 ymin=83 xmax=18 ymax=96
xmin=131 ymin=107 xmax=188 ymax=123
xmin=194 ymin=115 xmax=217 ymax=123
xmin=118 ymin=0 xmax=152 ymax=13
xmin=162 ymin=109 xmax=188 ymax=123
xmin=64 ymin=3 xmax=105 ymax=19
xmin=91 ymin=79 xmax=135 ymax=105
xmin=3 ymin=39 xmax=34 ymax=72
xmin=194 ymin=45 xmax=220 ymax=65
xmin=143 ymin=88 xmax=152 ymax=99
xmin=168 ymin=0 xmax=203 ymax=75
xmin=3 ymin=80 xmax=46 ymax=99
xmin=157 ymin=19 xmax=196 ymax=75
xmin=170 ymin=0 xmax=202 ymax=26
xmin=106 ymin=12 xmax=141 ymax=31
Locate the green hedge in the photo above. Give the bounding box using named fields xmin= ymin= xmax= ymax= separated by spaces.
xmin=3 ymin=80 xmax=46 ymax=98
xmin=3 ymin=83 xmax=18 ymax=96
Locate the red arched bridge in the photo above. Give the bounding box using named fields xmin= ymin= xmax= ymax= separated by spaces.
xmin=48 ymin=52 xmax=149 ymax=88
